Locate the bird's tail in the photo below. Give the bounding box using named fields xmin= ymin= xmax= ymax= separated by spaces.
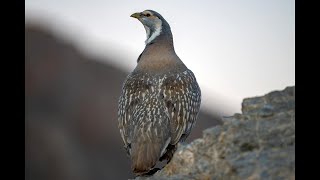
xmin=130 ymin=99 xmax=171 ymax=175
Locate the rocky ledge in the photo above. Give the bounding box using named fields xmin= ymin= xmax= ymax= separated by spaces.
xmin=136 ymin=86 xmax=295 ymax=180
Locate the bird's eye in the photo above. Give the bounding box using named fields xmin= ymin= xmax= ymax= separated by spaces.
xmin=146 ymin=14 xmax=151 ymax=17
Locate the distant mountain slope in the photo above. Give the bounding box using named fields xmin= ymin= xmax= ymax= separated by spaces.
xmin=25 ymin=24 xmax=222 ymax=180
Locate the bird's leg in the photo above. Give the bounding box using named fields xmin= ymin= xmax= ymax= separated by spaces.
xmin=159 ymin=144 xmax=177 ymax=163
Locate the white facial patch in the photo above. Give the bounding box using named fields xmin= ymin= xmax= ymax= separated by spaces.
xmin=144 ymin=18 xmax=162 ymax=45
xmin=143 ymin=25 xmax=151 ymax=39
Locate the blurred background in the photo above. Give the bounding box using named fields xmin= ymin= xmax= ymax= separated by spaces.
xmin=25 ymin=0 xmax=295 ymax=179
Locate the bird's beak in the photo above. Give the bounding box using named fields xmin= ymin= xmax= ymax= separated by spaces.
xmin=130 ymin=12 xmax=141 ymax=19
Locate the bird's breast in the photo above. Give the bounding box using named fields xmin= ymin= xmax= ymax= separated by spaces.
xmin=135 ymin=44 xmax=187 ymax=74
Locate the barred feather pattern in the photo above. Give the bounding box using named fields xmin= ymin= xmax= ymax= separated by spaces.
xmin=118 ymin=69 xmax=201 ymax=174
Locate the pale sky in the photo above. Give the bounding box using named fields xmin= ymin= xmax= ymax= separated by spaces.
xmin=25 ymin=0 xmax=295 ymax=115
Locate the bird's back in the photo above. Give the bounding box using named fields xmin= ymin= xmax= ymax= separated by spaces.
xmin=118 ymin=67 xmax=201 ymax=174
xmin=118 ymin=9 xmax=201 ymax=176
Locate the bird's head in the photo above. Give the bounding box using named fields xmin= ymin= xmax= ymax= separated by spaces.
xmin=131 ymin=10 xmax=172 ymax=45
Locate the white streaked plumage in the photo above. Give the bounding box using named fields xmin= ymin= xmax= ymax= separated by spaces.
xmin=118 ymin=10 xmax=201 ymax=175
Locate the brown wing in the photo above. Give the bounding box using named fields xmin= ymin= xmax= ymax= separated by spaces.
xmin=118 ymin=73 xmax=151 ymax=154
xmin=161 ymin=69 xmax=201 ymax=144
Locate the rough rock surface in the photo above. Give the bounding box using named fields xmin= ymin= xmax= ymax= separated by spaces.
xmin=136 ymin=86 xmax=295 ymax=180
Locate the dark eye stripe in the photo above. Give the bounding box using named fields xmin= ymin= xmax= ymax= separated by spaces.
xmin=146 ymin=14 xmax=151 ymax=17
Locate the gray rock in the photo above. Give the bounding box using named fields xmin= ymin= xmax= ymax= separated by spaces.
xmin=136 ymin=86 xmax=295 ymax=180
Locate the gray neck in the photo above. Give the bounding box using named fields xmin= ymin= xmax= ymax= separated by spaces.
xmin=143 ymin=13 xmax=173 ymax=44
xmin=145 ymin=21 xmax=174 ymax=48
